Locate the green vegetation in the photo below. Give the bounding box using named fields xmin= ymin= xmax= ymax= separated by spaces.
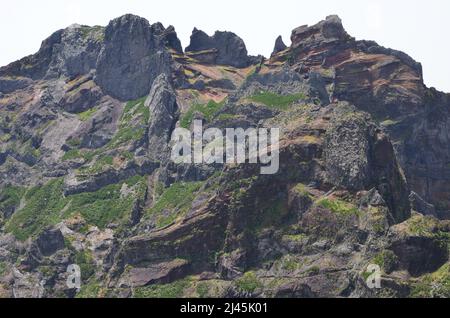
xmin=254 ymin=197 xmax=288 ymax=230
xmin=78 ymin=108 xmax=97 ymax=121
xmin=235 ymin=271 xmax=262 ymax=293
xmin=281 ymin=256 xmax=301 ymax=271
xmin=5 ymin=179 xmax=69 ymax=241
xmin=0 ymin=133 xmax=11 ymax=143
xmin=372 ymin=250 xmax=398 ymax=272
xmin=122 ymin=97 xmax=150 ymax=124
xmin=76 ymin=280 xmax=102 ymax=298
xmin=78 ymin=155 xmax=114 ymax=175
xmin=248 ymin=91 xmax=305 ymax=110
xmin=316 ymin=197 xmax=360 ymax=216
xmin=6 ymin=176 xmax=146 ymax=240
xmin=180 ymin=99 xmax=226 ymax=128
xmin=411 ymin=263 xmax=450 ymax=298
xmin=0 ymin=185 xmax=25 ymax=215
xmin=407 ymin=214 xmax=438 ymax=237
xmin=0 ymin=261 xmax=7 ymax=276
xmin=63 ymin=148 xmax=97 ymax=162
xmin=196 ymin=282 xmax=210 ymax=298
xmin=67 ymin=138 xmax=82 ymax=148
xmin=74 ymin=250 xmax=96 ymax=281
xmin=65 ymin=176 xmax=146 ymax=229
xmin=106 ymin=97 xmax=149 ymax=148
xmin=147 ymin=181 xmax=203 ymax=228
xmin=133 ymin=278 xmax=192 ymax=298
xmin=293 ymin=183 xmax=313 ymax=198
xmin=62 ymin=149 xmax=81 ymax=161
xmin=307 ymin=266 xmax=320 ymax=276
xmin=282 ymin=234 xmax=307 ymax=242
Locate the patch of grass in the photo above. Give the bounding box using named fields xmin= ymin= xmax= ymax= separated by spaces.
xmin=76 ymin=280 xmax=102 ymax=298
xmin=248 ymin=91 xmax=305 ymax=110
xmin=6 ymin=176 xmax=146 ymax=240
xmin=316 ymin=197 xmax=360 ymax=216
xmin=306 ymin=266 xmax=320 ymax=276
xmin=293 ymin=183 xmax=312 ymax=198
xmin=74 ymin=250 xmax=96 ymax=281
xmin=180 ymin=99 xmax=226 ymax=128
xmin=122 ymin=97 xmax=149 ymax=124
xmin=282 ymin=256 xmax=301 ymax=271
xmin=407 ymin=214 xmax=437 ymax=237
xmin=0 ymin=261 xmax=7 ymax=276
xmin=133 ymin=278 xmax=192 ymax=298
xmin=411 ymin=263 xmax=450 ymax=298
xmin=5 ymin=179 xmax=68 ymax=241
xmin=78 ymin=155 xmax=114 ymax=175
xmin=282 ymin=234 xmax=307 ymax=242
xmin=372 ymin=250 xmax=398 ymax=272
xmin=78 ymin=108 xmax=97 ymax=121
xmin=62 ymin=149 xmax=81 ymax=161
xmin=106 ymin=127 xmax=146 ymax=149
xmin=66 ymin=176 xmax=146 ymax=229
xmin=105 ymin=97 xmax=149 ymax=149
xmin=235 ymin=271 xmax=262 ymax=293
xmin=196 ymin=282 xmax=210 ymax=298
xmin=0 ymin=185 xmax=26 ymax=216
xmin=67 ymin=138 xmax=82 ymax=148
xmin=147 ymin=181 xmax=203 ymax=228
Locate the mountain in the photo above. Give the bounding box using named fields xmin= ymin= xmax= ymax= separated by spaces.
xmin=0 ymin=14 xmax=449 ymax=298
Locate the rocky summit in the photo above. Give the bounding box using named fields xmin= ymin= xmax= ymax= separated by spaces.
xmin=0 ymin=14 xmax=449 ymax=298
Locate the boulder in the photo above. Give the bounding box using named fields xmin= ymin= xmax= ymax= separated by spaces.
xmin=36 ymin=228 xmax=65 ymax=257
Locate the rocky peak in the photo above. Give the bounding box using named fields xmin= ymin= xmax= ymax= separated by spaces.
xmin=185 ymin=28 xmax=254 ymax=68
xmin=0 ymin=24 xmax=104 ymax=83
xmin=271 ymin=35 xmax=287 ymax=56
xmin=158 ymin=25 xmax=183 ymax=53
xmin=95 ymin=14 xmax=173 ymax=101
xmin=291 ymin=15 xmax=351 ymax=48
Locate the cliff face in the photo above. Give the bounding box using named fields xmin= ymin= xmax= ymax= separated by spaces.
xmin=0 ymin=14 xmax=449 ymax=298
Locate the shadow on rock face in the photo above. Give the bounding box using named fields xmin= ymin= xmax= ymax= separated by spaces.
xmin=390 ymin=236 xmax=448 ymax=277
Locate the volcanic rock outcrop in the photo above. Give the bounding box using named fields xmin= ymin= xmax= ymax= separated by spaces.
xmin=0 ymin=14 xmax=449 ymax=299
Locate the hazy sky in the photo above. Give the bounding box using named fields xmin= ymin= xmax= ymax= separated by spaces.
xmin=1 ymin=0 xmax=449 ymax=92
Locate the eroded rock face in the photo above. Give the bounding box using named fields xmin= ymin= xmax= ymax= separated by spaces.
xmin=121 ymin=259 xmax=190 ymax=287
xmin=0 ymin=24 xmax=103 ymax=83
xmin=95 ymin=14 xmax=172 ymax=101
xmin=145 ymin=73 xmax=179 ymax=162
xmin=391 ymin=236 xmax=448 ymax=277
xmin=1 ymin=14 xmax=450 ymax=299
xmin=186 ymin=28 xmax=254 ymax=68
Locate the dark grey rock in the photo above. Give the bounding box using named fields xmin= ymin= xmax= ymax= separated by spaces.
xmin=186 ymin=28 xmax=254 ymax=68
xmin=36 ymin=228 xmax=65 ymax=257
xmin=95 ymin=14 xmax=172 ymax=101
xmin=409 ymin=192 xmax=437 ymax=217
xmin=271 ymin=35 xmax=287 ymax=56
xmin=145 ymin=73 xmax=179 ymax=162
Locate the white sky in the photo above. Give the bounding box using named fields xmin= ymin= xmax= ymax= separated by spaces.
xmin=0 ymin=0 xmax=449 ymax=92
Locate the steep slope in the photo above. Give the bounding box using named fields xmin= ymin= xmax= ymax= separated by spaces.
xmin=0 ymin=14 xmax=449 ymax=298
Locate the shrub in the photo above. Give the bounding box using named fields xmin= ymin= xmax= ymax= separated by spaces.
xmin=235 ymin=271 xmax=262 ymax=293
